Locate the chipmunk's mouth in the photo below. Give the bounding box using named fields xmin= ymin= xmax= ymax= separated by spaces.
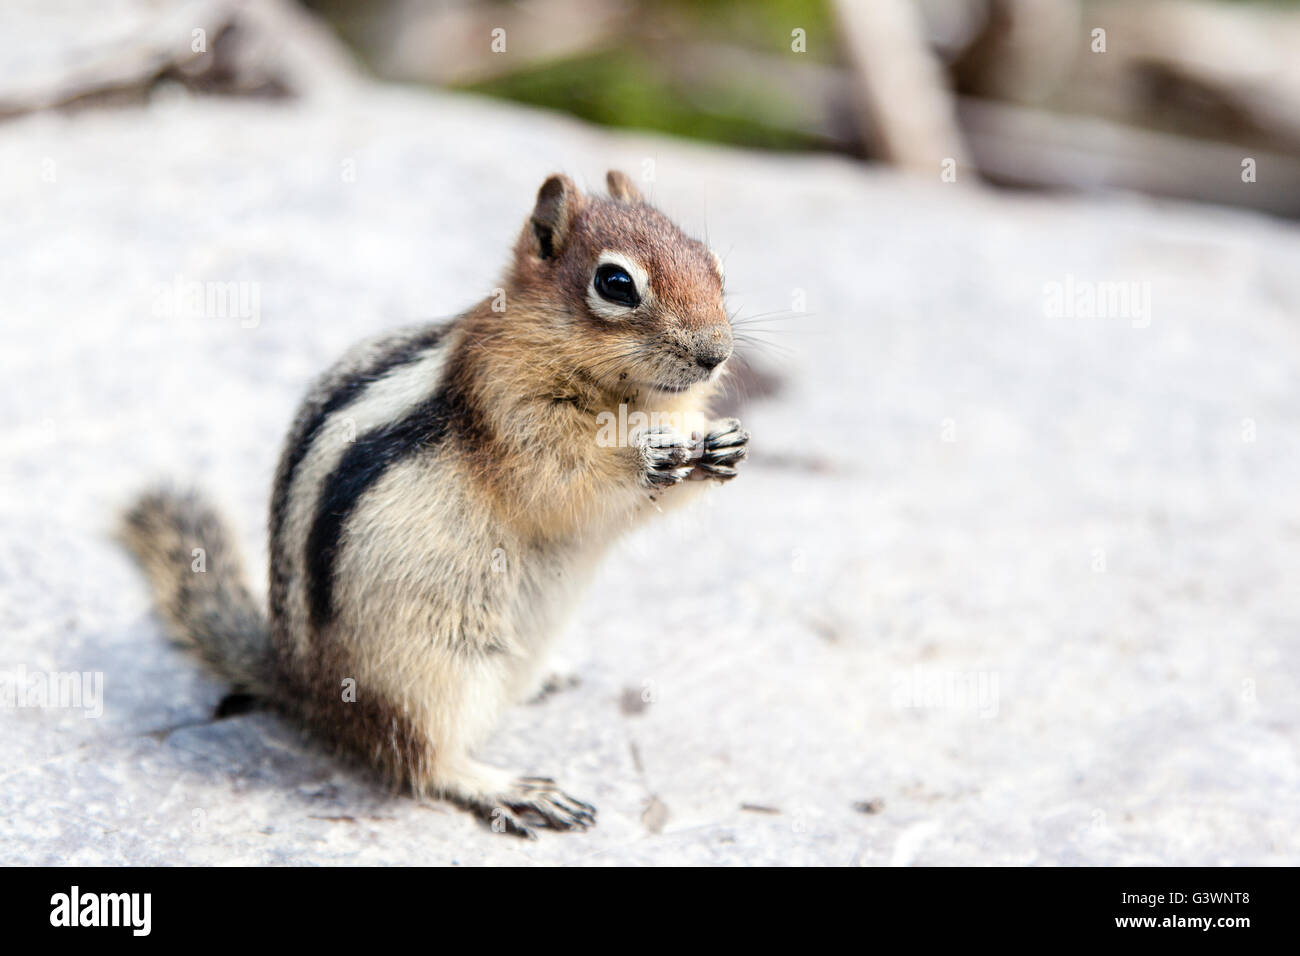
xmin=630 ymin=359 xmax=719 ymax=395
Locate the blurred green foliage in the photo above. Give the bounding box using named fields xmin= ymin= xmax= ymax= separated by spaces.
xmin=463 ymin=0 xmax=837 ymax=151
xmin=464 ymin=50 xmax=824 ymax=151
xmin=656 ymin=0 xmax=836 ymax=61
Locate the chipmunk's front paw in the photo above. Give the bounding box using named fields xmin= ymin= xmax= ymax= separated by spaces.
xmin=635 ymin=426 xmax=695 ymax=488
xmin=692 ymin=418 xmax=749 ymax=482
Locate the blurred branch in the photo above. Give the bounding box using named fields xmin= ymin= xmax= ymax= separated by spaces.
xmin=960 ymin=96 xmax=1300 ymax=217
xmin=1077 ymin=0 xmax=1300 ymax=156
xmin=831 ymin=0 xmax=971 ymax=172
xmin=947 ymin=0 xmax=1081 ymax=104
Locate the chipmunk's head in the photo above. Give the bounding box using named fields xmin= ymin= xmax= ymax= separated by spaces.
xmin=510 ymin=170 xmax=732 ymax=397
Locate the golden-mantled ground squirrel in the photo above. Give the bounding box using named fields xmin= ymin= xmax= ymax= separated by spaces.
xmin=121 ymin=170 xmax=748 ymax=836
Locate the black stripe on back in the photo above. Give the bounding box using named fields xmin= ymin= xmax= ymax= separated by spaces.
xmin=272 ymin=327 xmax=447 ymax=542
xmin=305 ymin=381 xmax=473 ymax=630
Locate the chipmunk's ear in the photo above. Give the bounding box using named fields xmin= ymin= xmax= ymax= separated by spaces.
xmin=530 ymin=174 xmax=580 ymax=260
xmin=606 ymin=169 xmax=644 ymax=203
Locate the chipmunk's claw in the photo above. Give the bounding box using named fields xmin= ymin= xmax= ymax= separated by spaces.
xmin=470 ymin=778 xmax=597 ymax=838
xmin=693 ymin=418 xmax=749 ymax=482
xmin=637 ymin=426 xmax=695 ymax=488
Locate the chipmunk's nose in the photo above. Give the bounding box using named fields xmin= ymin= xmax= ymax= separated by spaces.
xmin=693 ymin=332 xmax=733 ymax=372
xmin=686 ymin=318 xmax=732 ymax=372
xmin=695 ymin=348 xmax=729 ymax=372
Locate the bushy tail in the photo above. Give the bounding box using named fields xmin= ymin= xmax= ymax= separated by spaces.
xmin=119 ymin=487 xmax=274 ymax=697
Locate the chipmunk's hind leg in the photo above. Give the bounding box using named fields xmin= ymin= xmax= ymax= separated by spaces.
xmin=412 ymin=655 xmax=596 ymax=837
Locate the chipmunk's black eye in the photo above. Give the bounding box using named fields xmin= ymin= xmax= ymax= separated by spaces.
xmin=593 ymin=263 xmax=640 ymax=308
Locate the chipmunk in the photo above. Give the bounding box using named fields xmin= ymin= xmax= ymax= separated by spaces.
xmin=120 ymin=170 xmax=748 ymax=837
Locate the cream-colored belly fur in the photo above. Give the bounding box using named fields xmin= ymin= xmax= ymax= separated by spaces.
xmin=325 ymin=452 xmax=615 ymax=764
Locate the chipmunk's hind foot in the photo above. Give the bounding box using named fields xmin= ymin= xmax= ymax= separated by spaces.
xmin=435 ymin=759 xmax=596 ymax=838
xmin=464 ymin=777 xmax=597 ymax=839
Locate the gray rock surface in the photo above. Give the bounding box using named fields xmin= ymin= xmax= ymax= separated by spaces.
xmin=3 ymin=63 xmax=1299 ymax=865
